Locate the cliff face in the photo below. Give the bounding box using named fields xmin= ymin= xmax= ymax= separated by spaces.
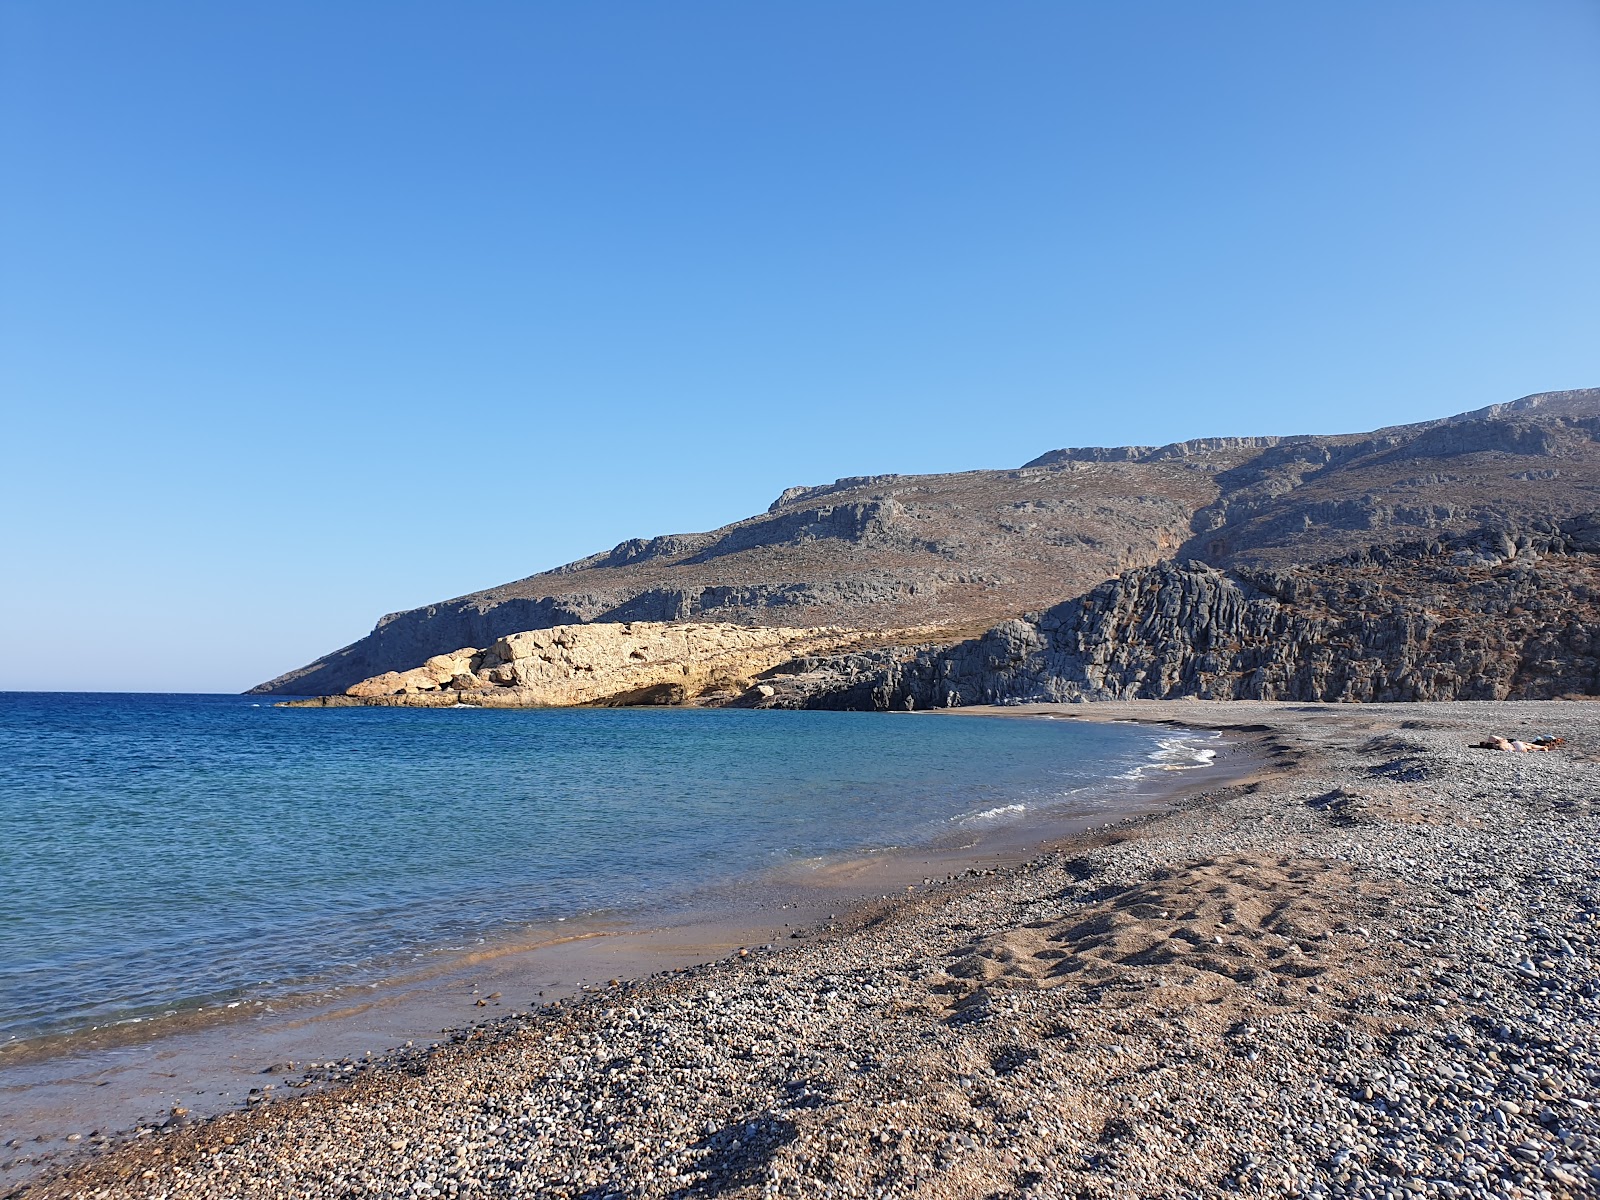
xmin=778 ymin=520 xmax=1600 ymax=709
xmin=253 ymin=387 xmax=1600 ymax=698
xmin=285 ymin=621 xmax=936 ymax=710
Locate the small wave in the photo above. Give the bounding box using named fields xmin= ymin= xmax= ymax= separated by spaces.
xmin=1119 ymin=733 xmax=1223 ymax=779
xmin=957 ymin=803 xmax=1027 ymax=824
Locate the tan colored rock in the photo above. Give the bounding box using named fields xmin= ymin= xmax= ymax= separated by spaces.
xmin=322 ymin=621 xmax=942 ymax=708
xmin=343 ymin=671 xmax=410 ymax=698
xmin=344 ymin=647 xmax=480 ymax=697
xmin=422 ymin=649 xmax=480 ymax=683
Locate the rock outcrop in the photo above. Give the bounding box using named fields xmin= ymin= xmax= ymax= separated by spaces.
xmin=255 ymin=387 xmax=1600 ymax=702
xmin=774 ymin=523 xmax=1600 ymax=709
xmin=283 ymin=621 xmax=938 ymax=709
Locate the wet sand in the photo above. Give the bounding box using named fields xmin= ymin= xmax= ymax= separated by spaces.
xmin=0 ymin=717 xmax=1242 ymax=1193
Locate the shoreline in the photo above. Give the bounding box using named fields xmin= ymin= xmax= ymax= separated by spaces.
xmin=0 ymin=715 xmax=1246 ymax=1193
xmin=16 ymin=700 xmax=1600 ymax=1198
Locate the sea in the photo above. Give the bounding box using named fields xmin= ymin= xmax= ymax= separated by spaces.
xmin=0 ymin=693 xmax=1219 ymax=1053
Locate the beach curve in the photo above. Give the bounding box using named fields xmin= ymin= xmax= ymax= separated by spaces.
xmin=13 ymin=700 xmax=1600 ymax=1199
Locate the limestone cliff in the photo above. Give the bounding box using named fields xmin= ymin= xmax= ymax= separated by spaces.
xmin=772 ymin=520 xmax=1600 ymax=709
xmin=283 ymin=621 xmax=938 ymax=709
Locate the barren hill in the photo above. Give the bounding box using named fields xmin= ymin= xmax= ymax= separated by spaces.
xmin=251 ymin=388 xmax=1600 ymax=697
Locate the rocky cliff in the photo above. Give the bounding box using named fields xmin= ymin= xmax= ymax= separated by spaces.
xmin=283 ymin=621 xmax=937 ymax=710
xmin=771 ymin=519 xmax=1600 ymax=709
xmin=254 ymin=387 xmax=1600 ymax=700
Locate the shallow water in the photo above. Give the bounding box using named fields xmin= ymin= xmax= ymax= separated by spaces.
xmin=0 ymin=694 xmax=1213 ymax=1048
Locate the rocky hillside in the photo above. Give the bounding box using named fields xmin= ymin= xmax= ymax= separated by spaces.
xmin=253 ymin=388 xmax=1600 ymax=697
xmin=770 ymin=521 xmax=1600 ymax=708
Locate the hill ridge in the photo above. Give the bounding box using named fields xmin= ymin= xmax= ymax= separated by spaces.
xmin=251 ymin=388 xmax=1600 ymax=696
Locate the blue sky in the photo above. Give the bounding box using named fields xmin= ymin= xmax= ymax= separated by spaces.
xmin=4 ymin=2 xmax=1598 ymax=692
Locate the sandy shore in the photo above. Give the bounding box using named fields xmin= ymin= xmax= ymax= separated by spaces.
xmin=13 ymin=701 xmax=1600 ymax=1199
xmin=0 ymin=720 xmax=1218 ymax=1191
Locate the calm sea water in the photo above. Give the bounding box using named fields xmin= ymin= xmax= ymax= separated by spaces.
xmin=0 ymin=693 xmax=1213 ymax=1046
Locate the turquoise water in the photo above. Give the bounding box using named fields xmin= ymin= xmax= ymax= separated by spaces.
xmin=0 ymin=694 xmax=1210 ymax=1046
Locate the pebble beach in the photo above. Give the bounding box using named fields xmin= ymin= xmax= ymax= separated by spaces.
xmin=14 ymin=700 xmax=1600 ymax=1200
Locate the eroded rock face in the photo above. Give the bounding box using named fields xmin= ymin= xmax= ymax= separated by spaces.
xmin=343 ymin=649 xmax=483 ymax=698
xmin=289 ymin=621 xmax=936 ymax=709
xmin=783 ymin=525 xmax=1600 ymax=708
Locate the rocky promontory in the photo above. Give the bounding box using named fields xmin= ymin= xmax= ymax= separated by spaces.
xmin=283 ymin=620 xmax=942 ymax=710
xmin=261 ymin=387 xmax=1600 ymax=709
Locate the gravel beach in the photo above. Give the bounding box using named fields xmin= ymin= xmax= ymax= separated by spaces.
xmin=14 ymin=700 xmax=1600 ymax=1200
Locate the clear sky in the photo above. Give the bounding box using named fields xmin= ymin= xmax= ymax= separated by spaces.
xmin=3 ymin=2 xmax=1598 ymax=692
